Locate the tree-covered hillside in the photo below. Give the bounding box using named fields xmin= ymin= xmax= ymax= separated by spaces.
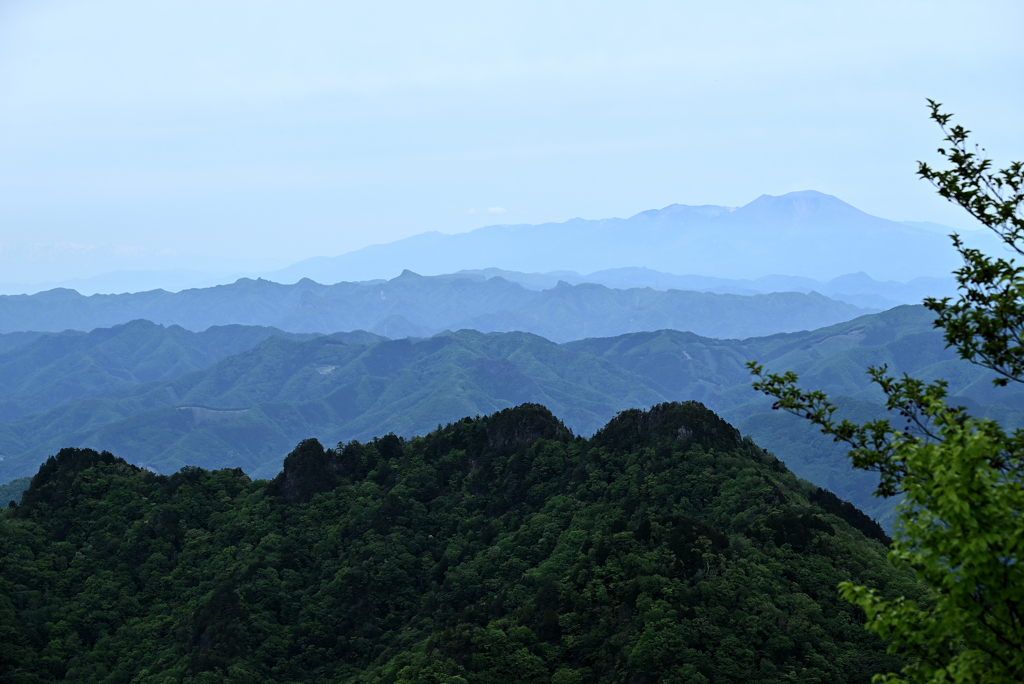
xmin=0 ymin=328 xmax=672 ymax=481
xmin=0 ymin=321 xmax=322 ymax=421
xmin=0 ymin=476 xmax=29 ymax=506
xmin=1 ymin=305 xmax=1020 ymax=530
xmin=1 ymin=403 xmax=913 ymax=683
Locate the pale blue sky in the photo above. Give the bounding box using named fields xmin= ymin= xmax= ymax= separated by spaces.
xmin=0 ymin=0 xmax=1021 ymax=284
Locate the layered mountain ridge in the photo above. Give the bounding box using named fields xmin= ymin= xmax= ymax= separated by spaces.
xmin=0 ymin=402 xmax=912 ymax=683
xmin=1 ymin=190 xmax=991 ymax=297
xmin=0 ymin=270 xmax=873 ymax=340
xmin=2 ymin=305 xmax=1021 ymax=531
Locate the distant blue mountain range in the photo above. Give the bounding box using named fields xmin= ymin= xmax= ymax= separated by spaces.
xmin=0 ymin=271 xmax=873 ymax=342
xmin=265 ymin=190 xmax=998 ymax=284
xmin=0 ymin=190 xmax=994 ymax=297
xmin=456 ymin=267 xmax=956 ymax=310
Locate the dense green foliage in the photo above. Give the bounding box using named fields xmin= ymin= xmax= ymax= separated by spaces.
xmin=0 ymin=320 xmax=318 ymax=421
xmin=0 ymin=476 xmax=30 ymax=507
xmin=1 ymin=403 xmax=914 ymax=683
xmin=2 ymin=306 xmax=1021 ymax=531
xmin=0 ymin=270 xmax=870 ymax=340
xmin=0 ymin=327 xmax=670 ymax=482
xmin=751 ymin=104 xmax=1024 ymax=682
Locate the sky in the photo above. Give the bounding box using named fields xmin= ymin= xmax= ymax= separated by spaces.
xmin=0 ymin=0 xmax=1022 ymax=286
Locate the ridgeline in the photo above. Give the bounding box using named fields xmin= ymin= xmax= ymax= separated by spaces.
xmin=1 ymin=402 xmax=912 ymax=683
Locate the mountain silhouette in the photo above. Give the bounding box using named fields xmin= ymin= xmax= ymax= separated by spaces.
xmin=266 ymin=190 xmax=992 ymax=283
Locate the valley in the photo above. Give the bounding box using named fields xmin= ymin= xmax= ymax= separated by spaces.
xmin=2 ymin=185 xmax=1018 ymax=682
xmin=2 ymin=304 xmax=1017 ymax=530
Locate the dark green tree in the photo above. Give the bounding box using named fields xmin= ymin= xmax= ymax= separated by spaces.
xmin=748 ymin=101 xmax=1024 ymax=683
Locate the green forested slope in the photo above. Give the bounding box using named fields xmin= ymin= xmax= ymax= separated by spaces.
xmin=0 ymin=476 xmax=29 ymax=506
xmin=1 ymin=403 xmax=912 ymax=683
xmin=0 ymin=321 xmax=322 ymax=420
xmin=0 ymin=330 xmax=671 ymax=480
xmin=566 ymin=304 xmax=1014 ymax=410
xmin=1 ymin=305 xmax=1021 ymax=530
xmin=567 ymin=305 xmax=1024 ymax=525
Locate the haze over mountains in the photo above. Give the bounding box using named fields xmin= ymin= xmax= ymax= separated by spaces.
xmin=0 ymin=188 xmax=998 ymax=533
xmin=461 ymin=267 xmax=956 ymax=310
xmin=0 ymin=190 xmax=994 ymax=297
xmin=2 ymin=305 xmax=1019 ymax=531
xmin=268 ymin=190 xmax=993 ymax=285
xmin=0 ymin=271 xmax=874 ymax=341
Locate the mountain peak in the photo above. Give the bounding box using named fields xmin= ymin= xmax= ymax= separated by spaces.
xmin=260 ymin=189 xmax=965 ymax=283
xmin=395 ymin=269 xmax=424 ymax=280
xmin=737 ymin=190 xmax=864 ymax=218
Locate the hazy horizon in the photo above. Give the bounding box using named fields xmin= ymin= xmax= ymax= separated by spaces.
xmin=0 ymin=189 xmax=984 ymax=295
xmin=1 ymin=1 xmax=1021 ymax=285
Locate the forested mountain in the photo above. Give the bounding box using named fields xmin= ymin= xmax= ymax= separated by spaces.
xmin=0 ymin=270 xmax=871 ymax=339
xmin=0 ymin=327 xmax=673 ymax=482
xmin=0 ymin=321 xmax=320 ymax=420
xmin=1 ymin=305 xmax=1020 ymax=530
xmin=1 ymin=403 xmax=913 ymax=683
xmin=0 ymin=476 xmax=29 ymax=506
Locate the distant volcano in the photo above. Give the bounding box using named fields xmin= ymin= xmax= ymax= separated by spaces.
xmin=267 ymin=190 xmax=994 ymax=284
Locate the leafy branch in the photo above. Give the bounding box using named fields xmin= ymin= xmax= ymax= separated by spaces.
xmin=749 ymin=102 xmax=1024 ymax=683
xmin=919 ymin=99 xmax=1024 ymax=387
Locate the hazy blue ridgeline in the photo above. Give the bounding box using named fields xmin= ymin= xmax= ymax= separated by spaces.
xmin=264 ymin=191 xmax=1000 ymax=284
xmin=1 ymin=190 xmax=992 ymax=300
xmin=459 ymin=267 xmax=956 ymax=311
xmin=0 ymin=264 xmax=957 ymax=314
xmin=0 ymin=270 xmax=874 ymax=340
xmin=1 ymin=305 xmax=1021 ymax=530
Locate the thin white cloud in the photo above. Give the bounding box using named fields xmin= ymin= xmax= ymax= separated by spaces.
xmin=487 ymin=206 xmax=506 ymax=215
